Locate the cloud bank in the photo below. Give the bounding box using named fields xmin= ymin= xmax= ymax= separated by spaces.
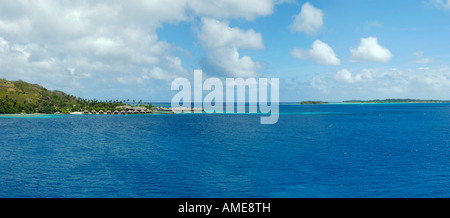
xmin=0 ymin=0 xmax=278 ymax=100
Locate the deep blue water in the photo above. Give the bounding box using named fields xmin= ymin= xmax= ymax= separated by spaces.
xmin=1 ymin=103 xmax=450 ymax=198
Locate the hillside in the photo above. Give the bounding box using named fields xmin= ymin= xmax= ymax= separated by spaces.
xmin=0 ymin=79 xmax=133 ymax=114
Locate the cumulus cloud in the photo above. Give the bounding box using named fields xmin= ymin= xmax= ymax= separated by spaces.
xmin=291 ymin=40 xmax=340 ymax=66
xmin=0 ymin=1 xmax=190 ymax=89
xmin=350 ymin=37 xmax=393 ymax=63
xmin=290 ymin=2 xmax=323 ymax=35
xmin=0 ymin=0 xmax=280 ymax=100
xmin=198 ymin=18 xmax=264 ymax=50
xmin=198 ymin=18 xmax=264 ymax=78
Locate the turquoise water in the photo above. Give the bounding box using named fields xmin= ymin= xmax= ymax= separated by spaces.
xmin=1 ymin=103 xmax=450 ymax=197
xmin=0 ymin=114 xmax=63 ymax=119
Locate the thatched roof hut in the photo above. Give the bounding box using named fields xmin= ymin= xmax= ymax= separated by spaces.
xmin=114 ymin=110 xmax=119 ymax=115
xmin=84 ymin=110 xmax=89 ymax=114
xmin=99 ymin=110 xmax=104 ymax=114
xmin=133 ymin=106 xmax=147 ymax=112
xmin=91 ymin=110 xmax=97 ymax=114
xmin=117 ymin=105 xmax=133 ymax=111
xmin=127 ymin=110 xmax=134 ymax=114
xmin=106 ymin=110 xmax=111 ymax=114
xmin=120 ymin=110 xmax=125 ymax=115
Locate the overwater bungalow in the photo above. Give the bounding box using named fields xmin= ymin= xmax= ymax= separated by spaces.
xmin=114 ymin=105 xmax=151 ymax=114
xmin=75 ymin=105 xmax=156 ymax=115
xmin=117 ymin=105 xmax=133 ymax=111
xmin=133 ymin=106 xmax=146 ymax=113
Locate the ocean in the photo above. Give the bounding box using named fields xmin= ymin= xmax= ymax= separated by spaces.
xmin=1 ymin=103 xmax=450 ymax=198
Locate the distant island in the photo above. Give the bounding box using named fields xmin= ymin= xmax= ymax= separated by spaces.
xmin=0 ymin=78 xmax=152 ymax=114
xmin=300 ymin=101 xmax=328 ymax=105
xmin=300 ymin=99 xmax=450 ymax=105
xmin=343 ymin=99 xmax=450 ymax=103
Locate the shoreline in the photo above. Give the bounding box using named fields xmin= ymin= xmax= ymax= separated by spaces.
xmin=1 ymin=102 xmax=450 ymax=116
xmin=0 ymin=112 xmax=175 ymax=117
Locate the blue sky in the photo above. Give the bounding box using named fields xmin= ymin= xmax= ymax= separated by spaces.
xmin=1 ymin=0 xmax=450 ymax=102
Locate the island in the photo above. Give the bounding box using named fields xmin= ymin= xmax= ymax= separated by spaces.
xmin=300 ymin=101 xmax=329 ymax=105
xmin=0 ymin=78 xmax=152 ymax=114
xmin=343 ymin=99 xmax=450 ymax=103
xmin=299 ymin=99 xmax=450 ymax=105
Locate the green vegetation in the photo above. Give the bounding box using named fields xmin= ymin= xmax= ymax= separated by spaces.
xmin=0 ymin=79 xmax=152 ymax=114
xmin=300 ymin=101 xmax=328 ymax=105
xmin=343 ymin=99 xmax=450 ymax=103
xmin=299 ymin=99 xmax=450 ymax=105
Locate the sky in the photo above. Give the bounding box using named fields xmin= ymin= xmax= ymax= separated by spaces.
xmin=1 ymin=0 xmax=450 ymax=102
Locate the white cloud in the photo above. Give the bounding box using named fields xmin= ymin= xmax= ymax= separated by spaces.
xmin=334 ymin=69 xmax=373 ymax=84
xmin=410 ymin=66 xmax=450 ymax=92
xmin=291 ymin=40 xmax=341 ymax=66
xmin=0 ymin=0 xmax=282 ymax=100
xmin=198 ymin=18 xmax=264 ymax=78
xmin=197 ymin=18 xmax=264 ymax=50
xmin=146 ymin=67 xmax=176 ymax=82
xmin=0 ymin=1 xmax=190 ymax=87
xmin=188 ymin=0 xmax=275 ymax=20
xmin=428 ymin=0 xmax=450 ymax=10
xmin=290 ymin=2 xmax=324 ymax=35
xmin=328 ymin=66 xmax=450 ymax=100
xmin=350 ymin=37 xmax=393 ymax=63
